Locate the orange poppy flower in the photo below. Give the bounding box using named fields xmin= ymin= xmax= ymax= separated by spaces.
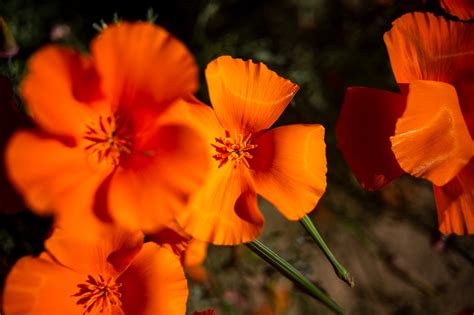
xmin=5 ymin=22 xmax=208 ymax=234
xmin=336 ymin=13 xmax=474 ymax=234
xmin=2 ymin=226 xmax=188 ymax=315
xmin=440 ymin=0 xmax=474 ymax=20
xmin=158 ymin=56 xmax=327 ymax=245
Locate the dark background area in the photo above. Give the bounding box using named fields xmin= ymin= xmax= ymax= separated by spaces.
xmin=0 ymin=0 xmax=473 ymax=314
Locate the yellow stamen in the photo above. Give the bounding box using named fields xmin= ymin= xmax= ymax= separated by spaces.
xmin=83 ymin=115 xmax=133 ymax=166
xmin=73 ymin=274 xmax=122 ymax=315
xmin=212 ymin=130 xmax=257 ymax=168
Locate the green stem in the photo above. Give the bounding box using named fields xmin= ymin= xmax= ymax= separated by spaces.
xmin=300 ymin=215 xmax=354 ymax=287
xmin=246 ymin=240 xmax=345 ymax=315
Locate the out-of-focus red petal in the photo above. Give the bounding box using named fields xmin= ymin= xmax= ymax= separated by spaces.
xmin=336 ymin=87 xmax=405 ymax=190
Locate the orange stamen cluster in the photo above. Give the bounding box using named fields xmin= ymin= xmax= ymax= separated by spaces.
xmin=212 ymin=130 xmax=257 ymax=168
xmin=73 ymin=275 xmax=122 ymax=315
xmin=83 ymin=115 xmax=133 ymax=165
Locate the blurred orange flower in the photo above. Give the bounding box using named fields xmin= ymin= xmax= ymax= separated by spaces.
xmin=440 ymin=0 xmax=474 ymax=20
xmin=336 ymin=13 xmax=474 ymax=234
xmin=159 ymin=56 xmax=327 ymax=245
xmin=2 ymin=226 xmax=188 ymax=315
xmin=5 ymin=22 xmax=208 ymax=235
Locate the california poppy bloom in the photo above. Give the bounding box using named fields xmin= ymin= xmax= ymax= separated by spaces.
xmin=159 ymin=56 xmax=327 ymax=245
xmin=2 ymin=226 xmax=189 ymax=314
xmin=440 ymin=0 xmax=474 ymax=20
xmin=336 ymin=13 xmax=474 ymax=234
xmin=5 ymin=22 xmax=208 ymax=234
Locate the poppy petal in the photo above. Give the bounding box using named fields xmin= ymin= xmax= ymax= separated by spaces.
xmin=336 ymin=87 xmax=406 ymax=190
xmin=5 ymin=130 xmax=112 ymax=218
xmin=205 ymin=56 xmax=299 ymax=135
xmin=119 ymin=243 xmax=188 ymax=315
xmin=440 ymin=0 xmax=474 ymax=20
xmin=2 ymin=255 xmax=86 ymax=314
xmin=92 ymin=22 xmax=198 ymax=112
xmin=183 ymin=238 xmax=208 ymax=268
xmin=384 ymin=12 xmax=474 ymax=85
xmin=250 ymin=124 xmax=327 ymax=220
xmin=45 ymin=226 xmax=144 ymax=276
xmin=391 ymin=80 xmax=472 ymax=186
xmin=434 ymin=158 xmax=474 ymax=235
xmin=108 ymin=122 xmax=209 ymax=232
xmin=177 ymin=165 xmax=264 ymax=245
xmin=20 ymin=46 xmax=102 ymax=138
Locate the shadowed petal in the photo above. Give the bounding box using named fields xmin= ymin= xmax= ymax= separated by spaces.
xmin=434 ymin=158 xmax=474 ymax=235
xmin=336 ymin=87 xmax=406 ymax=190
xmin=45 ymin=226 xmax=143 ymax=276
xmin=391 ymin=80 xmax=472 ymax=186
xmin=250 ymin=124 xmax=327 ymax=220
xmin=108 ymin=121 xmax=209 ymax=232
xmin=440 ymin=0 xmax=474 ymax=20
xmin=205 ymin=56 xmax=299 ymax=135
xmin=119 ymin=243 xmax=188 ymax=315
xmin=177 ymin=164 xmax=264 ymax=245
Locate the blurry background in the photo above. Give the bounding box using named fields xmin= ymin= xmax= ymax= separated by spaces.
xmin=0 ymin=0 xmax=473 ymax=314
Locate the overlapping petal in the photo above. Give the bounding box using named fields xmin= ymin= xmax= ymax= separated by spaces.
xmin=45 ymin=226 xmax=144 ymax=276
xmin=108 ymin=119 xmax=209 ymax=232
xmin=336 ymin=87 xmax=406 ymax=190
xmin=440 ymin=0 xmax=474 ymax=20
xmin=434 ymin=158 xmax=474 ymax=235
xmin=92 ymin=22 xmax=198 ymax=112
xmin=205 ymin=56 xmax=299 ymax=135
xmin=391 ymin=80 xmax=472 ymax=186
xmin=2 ymin=255 xmax=89 ymax=315
xmin=119 ymin=243 xmax=188 ymax=315
xmin=250 ymin=124 xmax=327 ymax=220
xmin=20 ymin=46 xmax=102 ymax=138
xmin=177 ymin=164 xmax=264 ymax=245
xmin=384 ymin=12 xmax=474 ymax=86
xmin=5 ymin=130 xmax=112 ymax=216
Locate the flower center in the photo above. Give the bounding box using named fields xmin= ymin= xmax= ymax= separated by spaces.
xmin=73 ymin=275 xmax=122 ymax=315
xmin=83 ymin=115 xmax=133 ymax=165
xmin=212 ymin=130 xmax=257 ymax=168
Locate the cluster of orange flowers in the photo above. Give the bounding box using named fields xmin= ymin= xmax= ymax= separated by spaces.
xmin=1 ymin=22 xmax=327 ymax=314
xmin=337 ymin=4 xmax=474 ymax=235
xmin=1 ymin=1 xmax=473 ymax=314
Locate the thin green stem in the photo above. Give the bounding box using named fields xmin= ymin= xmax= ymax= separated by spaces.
xmin=246 ymin=240 xmax=345 ymax=315
xmin=300 ymin=215 xmax=354 ymax=287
